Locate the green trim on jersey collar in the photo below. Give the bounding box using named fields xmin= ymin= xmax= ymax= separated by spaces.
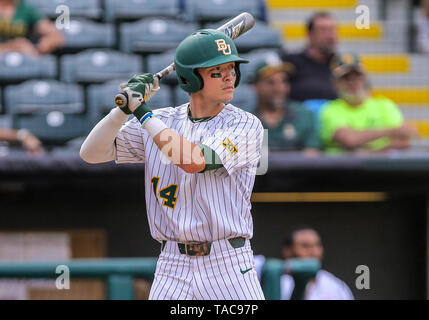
xmin=187 ymin=105 xmax=216 ymax=123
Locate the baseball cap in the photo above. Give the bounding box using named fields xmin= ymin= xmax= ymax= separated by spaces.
xmin=332 ymin=53 xmax=365 ymax=79
xmin=250 ymin=52 xmax=295 ymax=83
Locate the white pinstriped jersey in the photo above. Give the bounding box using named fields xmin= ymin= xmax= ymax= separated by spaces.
xmin=115 ymin=103 xmax=264 ymax=243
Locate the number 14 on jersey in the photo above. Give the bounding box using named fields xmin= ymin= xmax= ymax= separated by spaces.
xmin=151 ymin=177 xmax=178 ymax=210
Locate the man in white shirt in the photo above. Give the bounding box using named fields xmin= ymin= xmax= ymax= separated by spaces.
xmin=280 ymin=225 xmax=354 ymax=300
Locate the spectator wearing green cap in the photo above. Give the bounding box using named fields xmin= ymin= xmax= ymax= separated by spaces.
xmin=251 ymin=52 xmax=320 ymax=155
xmin=320 ymin=54 xmax=419 ymax=154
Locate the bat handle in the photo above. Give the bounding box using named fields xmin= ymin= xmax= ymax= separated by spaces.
xmin=114 ymin=63 xmax=175 ymax=108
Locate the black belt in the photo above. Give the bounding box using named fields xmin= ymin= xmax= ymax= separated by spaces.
xmin=161 ymin=237 xmax=246 ymax=257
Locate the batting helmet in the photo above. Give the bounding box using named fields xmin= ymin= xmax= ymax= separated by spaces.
xmin=174 ymin=29 xmax=248 ymax=93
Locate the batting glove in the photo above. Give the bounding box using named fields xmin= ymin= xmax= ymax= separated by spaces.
xmin=118 ymin=73 xmax=160 ymax=125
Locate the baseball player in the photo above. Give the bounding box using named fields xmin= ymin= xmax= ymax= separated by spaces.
xmin=80 ymin=29 xmax=265 ymax=300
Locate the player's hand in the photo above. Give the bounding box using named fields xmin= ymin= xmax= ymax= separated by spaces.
xmin=119 ymin=73 xmax=160 ymax=113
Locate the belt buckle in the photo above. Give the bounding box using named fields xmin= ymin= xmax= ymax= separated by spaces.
xmin=184 ymin=241 xmax=210 ymax=257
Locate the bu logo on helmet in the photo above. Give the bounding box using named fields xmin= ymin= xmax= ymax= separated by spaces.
xmin=214 ymin=39 xmax=232 ymax=55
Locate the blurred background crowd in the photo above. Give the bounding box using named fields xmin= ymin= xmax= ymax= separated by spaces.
xmin=0 ymin=0 xmax=428 ymax=156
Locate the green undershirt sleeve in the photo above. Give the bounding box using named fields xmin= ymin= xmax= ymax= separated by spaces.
xmin=198 ymin=144 xmax=223 ymax=172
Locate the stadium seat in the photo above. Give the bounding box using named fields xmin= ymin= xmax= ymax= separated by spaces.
xmin=4 ymin=80 xmax=84 ymax=114
xmin=0 ymin=52 xmax=56 ymax=83
xmin=60 ymin=49 xmax=142 ymax=83
xmin=205 ymin=20 xmax=282 ymax=52
xmin=0 ymin=115 xmax=12 ymax=129
xmin=87 ymin=78 xmax=173 ymax=126
xmin=104 ymin=0 xmax=180 ymax=22
xmin=174 ymin=86 xmax=190 ymax=106
xmin=120 ymin=18 xmax=197 ymax=53
xmin=25 ymin=0 xmax=102 ymax=20
xmin=61 ymin=19 xmax=115 ymax=51
xmin=183 ymin=0 xmax=262 ymax=23
xmin=13 ymin=113 xmax=90 ymax=146
xmin=145 ymin=50 xmax=177 ymax=85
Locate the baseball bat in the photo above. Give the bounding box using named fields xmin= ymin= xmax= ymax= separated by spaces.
xmin=114 ymin=12 xmax=255 ymax=108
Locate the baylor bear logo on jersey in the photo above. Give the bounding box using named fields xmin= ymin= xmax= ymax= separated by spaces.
xmin=222 ymin=137 xmax=238 ymax=158
xmin=215 ymin=39 xmax=232 ymax=55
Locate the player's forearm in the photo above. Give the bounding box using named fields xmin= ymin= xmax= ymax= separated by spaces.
xmin=333 ymin=128 xmax=393 ymax=149
xmin=152 ymin=128 xmax=205 ymax=173
xmin=80 ymin=108 xmax=129 ymax=163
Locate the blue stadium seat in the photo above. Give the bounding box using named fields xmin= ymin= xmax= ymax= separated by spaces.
xmin=0 ymin=115 xmax=12 ymax=129
xmin=120 ymin=18 xmax=197 ymax=53
xmin=0 ymin=52 xmax=56 ymax=82
xmin=205 ymin=20 xmax=282 ymax=52
xmin=146 ymin=50 xmax=177 ymax=84
xmin=4 ymin=80 xmax=84 ymax=114
xmin=183 ymin=0 xmax=262 ymax=23
xmin=87 ymin=78 xmax=173 ymax=126
xmin=104 ymin=0 xmax=180 ymax=22
xmin=174 ymin=86 xmax=190 ymax=106
xmin=25 ymin=0 xmax=102 ymax=20
xmin=13 ymin=113 xmax=90 ymax=145
xmin=61 ymin=19 xmax=115 ymax=51
xmin=61 ymin=49 xmax=142 ymax=83
xmin=230 ymin=84 xmax=257 ymax=114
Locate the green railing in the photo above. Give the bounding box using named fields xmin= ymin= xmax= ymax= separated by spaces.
xmin=0 ymin=257 xmax=295 ymax=300
xmin=0 ymin=258 xmax=158 ymax=300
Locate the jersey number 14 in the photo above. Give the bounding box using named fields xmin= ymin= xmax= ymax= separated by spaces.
xmin=151 ymin=177 xmax=178 ymax=210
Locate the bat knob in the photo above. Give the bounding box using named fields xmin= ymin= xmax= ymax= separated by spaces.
xmin=114 ymin=92 xmax=128 ymax=108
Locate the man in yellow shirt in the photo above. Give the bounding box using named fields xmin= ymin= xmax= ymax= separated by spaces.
xmin=320 ymin=55 xmax=419 ymax=153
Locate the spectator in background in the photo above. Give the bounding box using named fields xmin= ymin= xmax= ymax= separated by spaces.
xmin=416 ymin=0 xmax=429 ymax=53
xmin=0 ymin=127 xmax=43 ymax=154
xmin=279 ymin=12 xmax=339 ymax=102
xmin=281 ymin=225 xmax=354 ymax=300
xmin=251 ymin=52 xmax=320 ymax=154
xmin=320 ymin=54 xmax=419 ymax=154
xmin=0 ymin=0 xmax=64 ymax=55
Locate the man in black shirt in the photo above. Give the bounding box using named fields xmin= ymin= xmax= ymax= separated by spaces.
xmin=279 ymin=12 xmax=339 ymax=102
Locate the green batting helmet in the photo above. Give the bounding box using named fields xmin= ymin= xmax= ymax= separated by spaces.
xmin=174 ymin=29 xmax=249 ymax=93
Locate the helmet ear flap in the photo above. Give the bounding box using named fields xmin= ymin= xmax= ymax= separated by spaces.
xmin=193 ymin=69 xmax=204 ymax=91
xmin=234 ymin=63 xmax=242 ymax=88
